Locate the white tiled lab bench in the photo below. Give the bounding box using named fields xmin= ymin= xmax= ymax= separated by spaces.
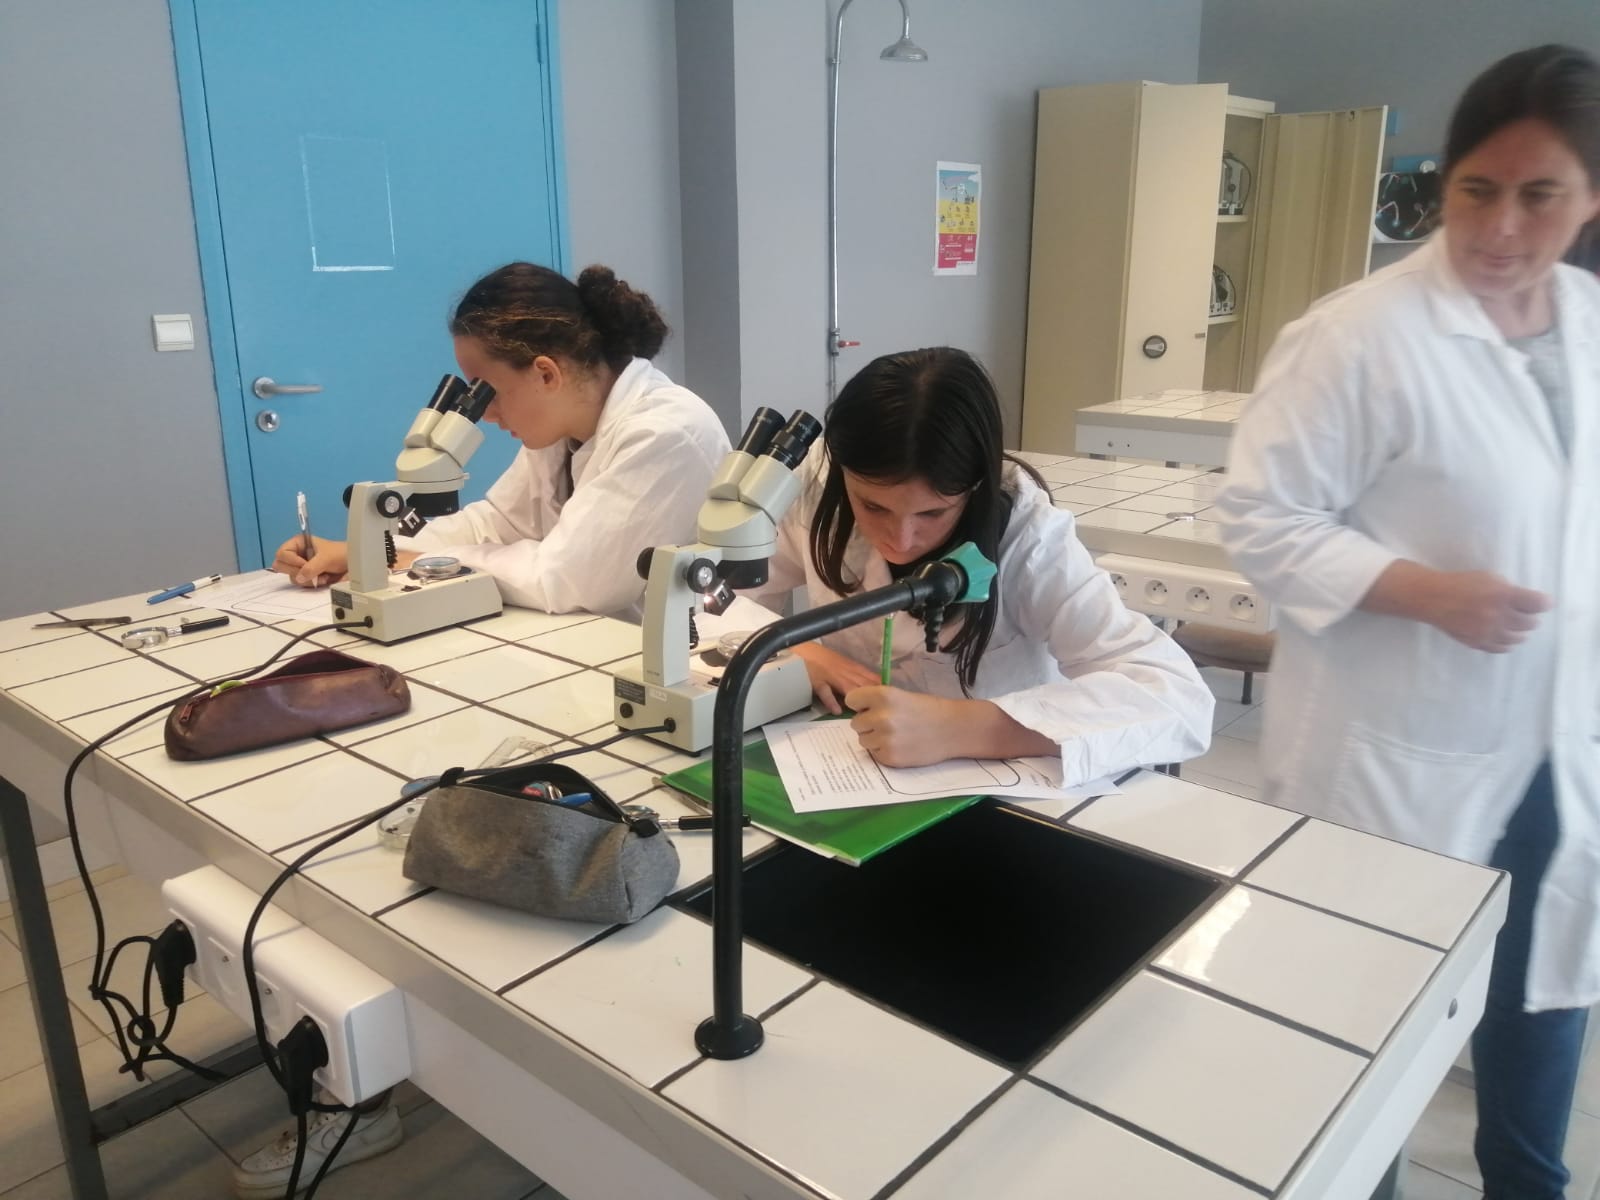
xmin=1 ymin=580 xmax=1504 ymax=1200
xmin=1073 ymin=388 xmax=1244 ymax=469
xmin=1011 ymin=447 xmax=1271 ymax=631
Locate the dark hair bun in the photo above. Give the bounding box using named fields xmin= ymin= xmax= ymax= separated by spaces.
xmin=576 ymin=265 xmax=668 ymax=363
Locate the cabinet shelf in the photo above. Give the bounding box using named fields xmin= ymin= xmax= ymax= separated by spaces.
xmin=1208 ymin=312 xmax=1240 ymax=325
xmin=1216 ymin=214 xmax=1250 ymax=224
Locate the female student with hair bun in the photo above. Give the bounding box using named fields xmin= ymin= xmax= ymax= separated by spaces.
xmin=273 ymin=261 xmax=729 ymax=617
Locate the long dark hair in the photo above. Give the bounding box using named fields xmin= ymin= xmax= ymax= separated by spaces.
xmin=449 ymin=262 xmax=668 ymax=375
xmin=809 ymin=346 xmax=1043 ymax=692
xmin=1447 ymin=44 xmax=1600 ymax=186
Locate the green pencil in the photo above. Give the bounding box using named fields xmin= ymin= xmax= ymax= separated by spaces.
xmin=880 ymin=615 xmax=893 ymax=685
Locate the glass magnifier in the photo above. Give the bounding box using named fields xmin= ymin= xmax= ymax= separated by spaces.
xmin=409 ymin=556 xmax=465 ymax=581
xmin=120 ymin=615 xmax=230 ymax=649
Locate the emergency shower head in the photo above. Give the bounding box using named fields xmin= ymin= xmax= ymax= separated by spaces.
xmin=879 ymin=1 xmax=927 ymax=61
xmin=880 ymin=34 xmax=927 ymax=61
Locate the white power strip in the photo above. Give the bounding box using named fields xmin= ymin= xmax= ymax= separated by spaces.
xmin=1096 ymin=552 xmax=1274 ymax=633
xmin=163 ymin=866 xmax=410 ymax=1106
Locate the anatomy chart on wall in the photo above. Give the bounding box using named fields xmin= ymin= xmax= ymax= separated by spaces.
xmin=934 ymin=161 xmax=981 ymax=275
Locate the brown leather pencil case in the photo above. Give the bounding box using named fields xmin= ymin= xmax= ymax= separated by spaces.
xmin=164 ymin=648 xmax=410 ymax=760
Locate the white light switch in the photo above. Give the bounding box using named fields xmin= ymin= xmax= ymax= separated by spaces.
xmin=152 ymin=313 xmax=195 ymax=352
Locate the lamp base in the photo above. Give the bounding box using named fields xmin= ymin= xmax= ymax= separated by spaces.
xmin=695 ymin=1014 xmax=765 ymax=1060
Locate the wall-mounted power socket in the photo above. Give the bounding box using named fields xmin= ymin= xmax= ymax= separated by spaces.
xmin=1096 ymin=553 xmax=1273 ymax=633
xmin=163 ymin=867 xmax=410 ymax=1106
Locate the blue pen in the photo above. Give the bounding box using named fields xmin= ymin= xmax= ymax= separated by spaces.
xmin=147 ymin=574 xmax=223 ymax=605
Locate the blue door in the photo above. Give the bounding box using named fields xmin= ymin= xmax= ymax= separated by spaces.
xmin=172 ymin=1 xmax=566 ymax=567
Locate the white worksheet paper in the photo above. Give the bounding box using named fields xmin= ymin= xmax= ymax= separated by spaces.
xmin=763 ymin=719 xmax=1120 ymax=813
xmin=199 ymin=571 xmax=337 ymax=621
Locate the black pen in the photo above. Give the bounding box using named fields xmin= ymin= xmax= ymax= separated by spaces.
xmin=659 ymin=814 xmax=751 ymax=832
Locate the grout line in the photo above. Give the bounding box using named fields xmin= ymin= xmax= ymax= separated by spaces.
xmin=174 ymin=1104 xmax=249 ymax=1170
xmin=1405 ymin=1161 xmax=1483 ymax=1197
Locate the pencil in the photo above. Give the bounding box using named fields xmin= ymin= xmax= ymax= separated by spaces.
xmin=881 ymin=615 xmax=893 ymax=685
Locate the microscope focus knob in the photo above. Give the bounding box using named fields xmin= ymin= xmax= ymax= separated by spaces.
xmin=635 ymin=549 xmax=655 ymax=581
xmin=686 ymin=557 xmax=720 ymax=594
xmin=376 ymin=490 xmax=406 ymax=518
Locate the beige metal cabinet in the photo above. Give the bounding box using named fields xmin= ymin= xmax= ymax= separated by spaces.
xmin=1233 ymin=105 xmax=1389 ymax=391
xmin=1021 ymin=80 xmax=1386 ymax=453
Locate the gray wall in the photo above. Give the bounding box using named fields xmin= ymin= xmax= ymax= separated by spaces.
xmin=1199 ymin=0 xmax=1600 ymax=161
xmin=729 ymin=1 xmax=831 ymax=428
xmin=675 ymin=0 xmax=745 ymax=432
xmin=827 ymin=0 xmax=1204 ymax=442
xmin=562 ymin=0 xmax=687 ymax=384
xmin=1 ymin=0 xmax=235 ymax=620
xmin=672 ymin=0 xmax=1205 ymax=440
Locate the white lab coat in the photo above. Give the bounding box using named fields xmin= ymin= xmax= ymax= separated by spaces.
xmin=756 ymin=456 xmax=1214 ymax=783
xmin=1215 ymin=236 xmax=1600 ymax=1010
xmin=398 ymin=358 xmax=730 ymax=618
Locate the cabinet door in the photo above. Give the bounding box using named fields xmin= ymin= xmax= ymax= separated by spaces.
xmin=1023 ymin=83 xmax=1142 ymax=452
xmin=1120 ymin=84 xmax=1228 ymax=398
xmin=1240 ymin=106 xmax=1387 ymax=390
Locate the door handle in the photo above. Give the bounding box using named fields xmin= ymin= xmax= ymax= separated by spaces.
xmin=252 ymin=376 xmax=324 ymax=400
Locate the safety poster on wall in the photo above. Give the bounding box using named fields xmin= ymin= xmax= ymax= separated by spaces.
xmin=934 ymin=161 xmax=981 ymax=275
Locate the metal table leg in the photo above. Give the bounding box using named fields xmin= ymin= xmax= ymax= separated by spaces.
xmin=0 ymin=774 xmax=110 ymax=1200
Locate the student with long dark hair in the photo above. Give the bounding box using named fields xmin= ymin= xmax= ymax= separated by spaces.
xmin=760 ymin=346 xmax=1212 ymax=775
xmin=273 ymin=261 xmax=729 ymax=618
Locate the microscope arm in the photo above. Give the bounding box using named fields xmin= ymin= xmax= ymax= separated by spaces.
xmin=696 ymin=560 xmax=975 ymax=1059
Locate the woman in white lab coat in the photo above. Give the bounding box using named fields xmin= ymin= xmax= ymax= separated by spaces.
xmin=273 ymin=262 xmax=729 ymax=618
xmin=759 ymin=346 xmax=1213 ymax=778
xmin=1214 ymin=45 xmax=1600 ymax=1200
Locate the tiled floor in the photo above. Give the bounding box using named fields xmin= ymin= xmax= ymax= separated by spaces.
xmin=2 ymin=664 xmax=1596 ymax=1198
xmin=0 ymin=869 xmax=567 ymax=1198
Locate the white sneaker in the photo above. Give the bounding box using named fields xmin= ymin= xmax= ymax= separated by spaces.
xmin=233 ymin=1103 xmax=404 ymax=1199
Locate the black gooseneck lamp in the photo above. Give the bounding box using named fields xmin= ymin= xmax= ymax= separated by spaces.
xmin=694 ymin=542 xmax=995 ymax=1059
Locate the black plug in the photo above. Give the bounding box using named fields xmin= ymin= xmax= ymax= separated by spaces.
xmin=151 ymin=920 xmax=198 ymax=1010
xmin=277 ymin=1016 xmax=330 ymax=1116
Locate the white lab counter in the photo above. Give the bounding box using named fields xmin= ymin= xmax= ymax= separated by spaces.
xmin=1011 ymin=449 xmax=1272 ymax=632
xmin=1074 ymin=388 xmax=1244 ymax=468
xmin=0 ymin=583 xmax=1504 ymax=1199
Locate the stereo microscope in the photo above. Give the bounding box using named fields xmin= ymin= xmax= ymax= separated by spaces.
xmin=614 ymin=407 xmax=821 ymax=751
xmin=330 ymin=374 xmax=504 ymax=642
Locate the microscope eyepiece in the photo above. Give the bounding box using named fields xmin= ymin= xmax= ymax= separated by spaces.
xmin=427 ymin=374 xmax=469 ymax=412
xmin=734 ymin=407 xmax=787 ymax=457
xmin=763 ymin=411 xmax=822 ymax=469
xmin=458 ymin=379 xmax=497 ymax=423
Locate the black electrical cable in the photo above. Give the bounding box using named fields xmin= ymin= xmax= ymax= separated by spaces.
xmin=284 ymin=1110 xmax=310 ymax=1200
xmin=240 ymin=719 xmax=674 ymax=1094
xmin=235 ymin=718 xmax=672 ymax=1197
xmin=61 ymin=619 xmax=373 ymax=1081
xmin=302 ymin=1105 xmax=360 ymax=1200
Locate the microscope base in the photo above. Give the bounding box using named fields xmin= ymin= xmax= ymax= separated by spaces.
xmin=612 ymin=655 xmax=812 ymax=752
xmin=331 ymin=572 xmax=502 ymax=643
